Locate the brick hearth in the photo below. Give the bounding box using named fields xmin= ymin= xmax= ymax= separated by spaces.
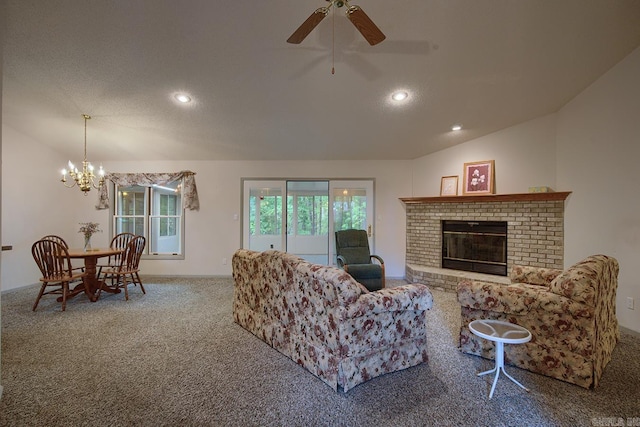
xmin=400 ymin=192 xmax=571 ymax=292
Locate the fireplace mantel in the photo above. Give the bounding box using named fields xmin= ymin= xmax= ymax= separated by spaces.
xmin=400 ymin=191 xmax=571 ymax=204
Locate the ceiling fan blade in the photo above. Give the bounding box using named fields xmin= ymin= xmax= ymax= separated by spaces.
xmin=287 ymin=7 xmax=329 ymax=44
xmin=346 ymin=5 xmax=386 ymax=46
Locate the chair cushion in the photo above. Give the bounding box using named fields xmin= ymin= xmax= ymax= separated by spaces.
xmin=339 ymin=248 xmax=371 ymax=265
xmin=336 ymin=230 xmax=371 ymax=264
xmin=345 ymin=264 xmax=382 ymax=279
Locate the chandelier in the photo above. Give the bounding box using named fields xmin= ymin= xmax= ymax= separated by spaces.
xmin=61 ymin=114 xmax=105 ymax=195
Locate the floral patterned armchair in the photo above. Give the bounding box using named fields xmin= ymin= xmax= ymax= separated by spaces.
xmin=457 ymin=254 xmax=619 ymax=388
xmin=232 ymin=249 xmax=433 ymax=392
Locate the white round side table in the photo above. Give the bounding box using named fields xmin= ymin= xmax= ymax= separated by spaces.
xmin=468 ymin=319 xmax=532 ymax=399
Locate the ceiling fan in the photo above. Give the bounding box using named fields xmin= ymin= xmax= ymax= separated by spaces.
xmin=287 ymin=0 xmax=386 ymax=46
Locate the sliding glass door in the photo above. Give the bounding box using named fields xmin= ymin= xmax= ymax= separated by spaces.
xmin=242 ymin=179 xmax=374 ymax=266
xmin=286 ymin=181 xmax=329 ymax=264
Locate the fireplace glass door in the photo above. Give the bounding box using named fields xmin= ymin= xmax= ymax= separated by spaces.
xmin=442 ymin=220 xmax=507 ymax=276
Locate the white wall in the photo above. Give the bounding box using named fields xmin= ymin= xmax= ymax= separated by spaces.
xmin=0 ymin=152 xmax=413 ymax=291
xmin=556 ymin=46 xmax=640 ymax=331
xmin=411 ymin=113 xmax=557 ymax=196
xmin=105 ymin=160 xmax=413 ymax=279
xmin=0 ymin=125 xmax=93 ymax=291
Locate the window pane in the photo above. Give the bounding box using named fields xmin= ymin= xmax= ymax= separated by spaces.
xmin=117 ymin=186 xmax=145 ymax=215
xmin=259 ymin=195 xmax=281 ymax=235
xmin=296 ymin=195 xmax=328 ymax=236
xmin=333 ymin=188 xmax=367 ymax=231
xmin=115 ymin=217 xmax=144 ymax=236
xmin=249 ymin=196 xmax=256 ymax=235
xmin=150 ymin=216 xmax=181 ymax=253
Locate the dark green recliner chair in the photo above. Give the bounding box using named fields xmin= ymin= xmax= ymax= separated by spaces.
xmin=335 ymin=229 xmax=385 ymax=291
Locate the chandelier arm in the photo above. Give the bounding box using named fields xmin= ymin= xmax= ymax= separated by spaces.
xmin=60 ymin=178 xmax=78 ymax=188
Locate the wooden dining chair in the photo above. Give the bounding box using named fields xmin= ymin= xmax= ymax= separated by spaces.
xmin=31 ymin=239 xmax=89 ymax=311
xmin=97 ymin=232 xmax=136 ymax=277
xmin=98 ymin=235 xmax=146 ymax=301
xmin=41 ymin=234 xmax=84 ymax=275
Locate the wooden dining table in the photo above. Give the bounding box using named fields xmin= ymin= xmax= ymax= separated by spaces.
xmin=64 ymin=247 xmax=123 ymax=302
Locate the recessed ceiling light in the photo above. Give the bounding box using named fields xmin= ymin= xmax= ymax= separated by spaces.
xmin=175 ymin=94 xmax=192 ymax=103
xmin=451 ymin=124 xmax=462 ymax=131
xmin=391 ymin=91 xmax=408 ymax=101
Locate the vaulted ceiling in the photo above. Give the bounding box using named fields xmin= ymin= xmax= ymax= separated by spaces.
xmin=3 ymin=0 xmax=640 ymax=161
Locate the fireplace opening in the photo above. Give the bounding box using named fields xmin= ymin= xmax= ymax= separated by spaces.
xmin=442 ymin=220 xmax=507 ymax=276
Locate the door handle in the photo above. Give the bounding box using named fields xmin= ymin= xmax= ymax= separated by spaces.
xmin=367 ymin=225 xmax=372 ymax=237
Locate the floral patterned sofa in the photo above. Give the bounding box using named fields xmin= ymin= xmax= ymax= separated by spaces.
xmin=457 ymin=254 xmax=619 ymax=389
xmin=232 ymin=249 xmax=434 ymax=392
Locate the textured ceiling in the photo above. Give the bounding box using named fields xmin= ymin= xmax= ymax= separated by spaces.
xmin=3 ymin=0 xmax=640 ymax=161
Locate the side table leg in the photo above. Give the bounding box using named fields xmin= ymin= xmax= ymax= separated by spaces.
xmin=488 ymin=365 xmax=501 ymax=399
xmin=489 ymin=341 xmax=505 ymax=399
xmin=501 ymin=368 xmax=530 ymax=392
xmin=477 ymin=366 xmax=498 ymax=377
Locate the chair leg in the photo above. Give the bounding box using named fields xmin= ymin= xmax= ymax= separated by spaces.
xmin=61 ymin=282 xmax=69 ymax=312
xmin=96 ymin=275 xmax=106 ymax=300
xmin=123 ymin=277 xmax=129 ymax=301
xmin=135 ymin=272 xmax=146 ymax=294
xmin=32 ymin=283 xmax=47 ymax=311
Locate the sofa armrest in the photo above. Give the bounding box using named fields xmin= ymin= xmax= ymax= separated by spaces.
xmin=344 ymin=284 xmax=433 ymax=318
xmin=510 ymin=265 xmax=562 ymax=287
xmin=457 ymin=279 xmax=594 ymax=317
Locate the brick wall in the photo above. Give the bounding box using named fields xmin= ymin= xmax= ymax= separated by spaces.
xmin=404 ymin=199 xmax=565 ymax=291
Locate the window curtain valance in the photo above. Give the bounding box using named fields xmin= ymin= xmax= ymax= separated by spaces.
xmin=96 ymin=171 xmax=199 ymax=211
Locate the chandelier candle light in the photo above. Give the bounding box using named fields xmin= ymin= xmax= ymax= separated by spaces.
xmin=61 ymin=114 xmax=105 ymax=195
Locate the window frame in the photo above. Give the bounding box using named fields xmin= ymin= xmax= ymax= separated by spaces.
xmin=111 ymin=182 xmax=185 ymax=260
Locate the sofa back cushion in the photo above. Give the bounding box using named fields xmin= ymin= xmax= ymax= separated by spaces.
xmin=549 ymin=255 xmax=618 ymax=306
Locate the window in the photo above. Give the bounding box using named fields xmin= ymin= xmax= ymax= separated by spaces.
xmin=113 ymin=181 xmax=184 ymax=258
xmin=290 ymin=194 xmax=328 ymax=236
xmin=332 ymin=188 xmax=367 ymax=231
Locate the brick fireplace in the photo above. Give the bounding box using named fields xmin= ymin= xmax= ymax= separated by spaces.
xmin=400 ymin=192 xmax=571 ymax=292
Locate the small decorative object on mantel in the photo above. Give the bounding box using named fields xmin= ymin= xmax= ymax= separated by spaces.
xmin=78 ymin=222 xmax=102 ymax=251
xmin=463 ymin=160 xmax=495 ymax=195
xmin=440 ymin=176 xmax=458 ymax=196
xmin=528 ymin=186 xmax=553 ymax=193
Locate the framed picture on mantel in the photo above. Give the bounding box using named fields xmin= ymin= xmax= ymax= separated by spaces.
xmin=463 ymin=160 xmax=495 ymax=195
xmin=440 ymin=176 xmax=458 ymax=196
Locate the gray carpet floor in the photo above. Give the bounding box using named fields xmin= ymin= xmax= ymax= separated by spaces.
xmin=1 ymin=276 xmax=639 ymax=426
